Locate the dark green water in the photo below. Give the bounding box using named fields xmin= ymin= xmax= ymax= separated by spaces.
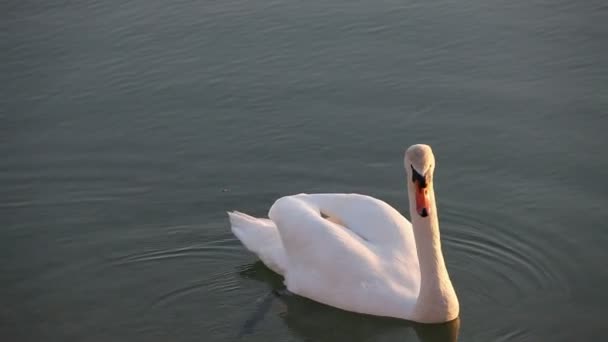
xmin=2 ymin=1 xmax=607 ymax=341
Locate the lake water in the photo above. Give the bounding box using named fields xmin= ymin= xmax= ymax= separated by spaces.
xmin=2 ymin=1 xmax=607 ymax=341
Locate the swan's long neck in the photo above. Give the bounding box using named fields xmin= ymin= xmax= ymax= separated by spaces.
xmin=408 ymin=184 xmax=459 ymax=323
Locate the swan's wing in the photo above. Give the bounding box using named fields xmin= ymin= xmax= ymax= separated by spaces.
xmin=291 ymin=193 xmax=415 ymax=251
xmin=268 ymin=195 xmax=376 ymax=267
xmin=268 ymin=194 xmax=419 ymax=319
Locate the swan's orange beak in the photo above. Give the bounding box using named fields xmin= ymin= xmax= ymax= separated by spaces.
xmin=411 ymin=165 xmax=430 ymax=217
xmin=416 ymin=184 xmax=430 ymax=218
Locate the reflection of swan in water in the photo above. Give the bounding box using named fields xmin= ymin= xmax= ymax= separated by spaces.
xmin=237 ymin=262 xmax=460 ymax=342
xmin=229 ymin=144 xmax=459 ymax=323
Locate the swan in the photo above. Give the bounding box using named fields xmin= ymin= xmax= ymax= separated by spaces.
xmin=228 ymin=144 xmax=459 ymax=323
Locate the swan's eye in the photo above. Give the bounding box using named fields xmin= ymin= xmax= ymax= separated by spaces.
xmin=411 ymin=165 xmax=427 ymax=188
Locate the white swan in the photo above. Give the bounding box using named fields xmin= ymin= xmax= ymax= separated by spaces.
xmin=228 ymin=144 xmax=459 ymax=323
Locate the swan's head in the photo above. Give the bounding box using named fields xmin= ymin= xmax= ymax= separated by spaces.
xmin=404 ymin=144 xmax=436 ymax=218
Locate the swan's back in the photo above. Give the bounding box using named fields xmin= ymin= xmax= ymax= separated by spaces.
xmin=279 ymin=193 xmax=416 ymax=250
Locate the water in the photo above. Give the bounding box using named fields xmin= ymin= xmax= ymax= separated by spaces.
xmin=2 ymin=1 xmax=607 ymax=341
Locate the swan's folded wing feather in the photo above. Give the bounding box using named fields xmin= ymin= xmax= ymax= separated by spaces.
xmin=289 ymin=193 xmax=415 ymax=250
xmin=268 ymin=196 xmax=375 ymax=261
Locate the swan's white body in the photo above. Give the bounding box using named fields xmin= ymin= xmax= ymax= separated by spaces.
xmin=229 ymin=144 xmax=459 ymax=323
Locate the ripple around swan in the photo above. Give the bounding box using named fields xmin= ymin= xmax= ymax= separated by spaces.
xmin=441 ymin=202 xmax=572 ymax=302
xmin=494 ymin=327 xmax=532 ymax=342
xmin=111 ymin=237 xmax=242 ymax=266
xmin=108 ymin=232 xmax=249 ymax=311
xmin=149 ymin=268 xmax=241 ymax=309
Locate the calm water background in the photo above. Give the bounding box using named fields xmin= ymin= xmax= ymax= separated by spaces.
xmin=2 ymin=1 xmax=608 ymax=341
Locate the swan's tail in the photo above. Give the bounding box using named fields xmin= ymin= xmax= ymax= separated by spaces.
xmin=228 ymin=211 xmax=286 ymax=275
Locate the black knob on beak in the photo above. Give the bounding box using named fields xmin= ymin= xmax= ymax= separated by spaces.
xmin=420 ymin=208 xmax=428 ymax=217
